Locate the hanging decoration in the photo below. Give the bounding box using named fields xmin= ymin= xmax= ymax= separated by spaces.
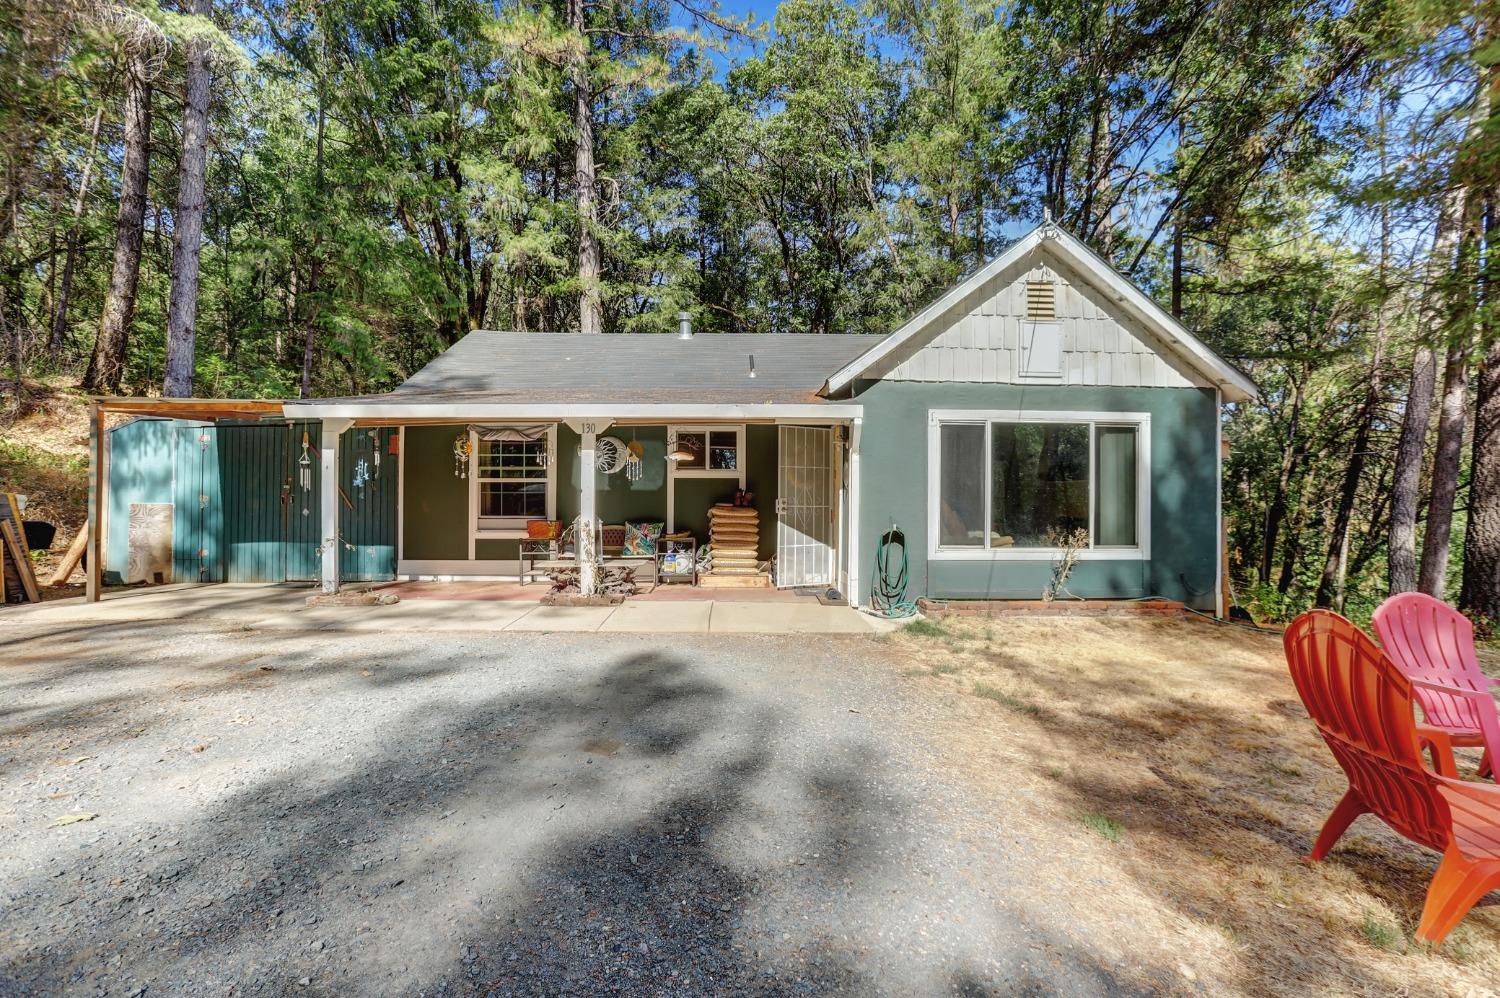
xmin=368 ymin=430 xmax=381 ymax=480
xmin=298 ymin=432 xmax=313 ymax=516
xmin=624 ymin=434 xmax=644 ymax=483
xmin=595 ymin=435 xmax=627 ymax=475
xmin=353 ymin=458 xmax=370 ymax=491
xmin=453 ymin=433 xmax=472 ymax=478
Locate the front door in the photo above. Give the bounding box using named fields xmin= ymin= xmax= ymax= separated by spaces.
xmin=776 ymin=425 xmax=835 ymax=588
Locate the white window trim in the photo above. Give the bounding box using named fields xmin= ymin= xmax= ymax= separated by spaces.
xmin=666 ymin=425 xmax=746 ymax=480
xmin=926 ymin=408 xmax=1151 ymax=562
xmin=468 ymin=425 xmax=557 ymax=550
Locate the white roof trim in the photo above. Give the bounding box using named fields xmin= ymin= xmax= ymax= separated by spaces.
xmin=280 ymin=402 xmax=861 ymax=422
xmin=823 ymin=223 xmax=1257 ymax=402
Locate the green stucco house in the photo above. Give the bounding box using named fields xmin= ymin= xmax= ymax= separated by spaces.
xmin=97 ymin=222 xmax=1254 ymax=613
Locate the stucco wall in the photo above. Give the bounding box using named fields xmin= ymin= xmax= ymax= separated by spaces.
xmin=854 ymin=381 xmax=1220 ymax=609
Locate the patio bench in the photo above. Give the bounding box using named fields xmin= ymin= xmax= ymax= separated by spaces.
xmin=527 ymin=523 xmax=658 ymax=589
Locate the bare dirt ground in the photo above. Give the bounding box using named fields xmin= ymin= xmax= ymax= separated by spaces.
xmin=2 ymin=609 xmax=1496 ymax=996
xmin=884 ymin=614 xmax=1500 ymax=997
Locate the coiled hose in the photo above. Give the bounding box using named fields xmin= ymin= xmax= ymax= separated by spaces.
xmin=871 ymin=526 xmax=918 ymax=618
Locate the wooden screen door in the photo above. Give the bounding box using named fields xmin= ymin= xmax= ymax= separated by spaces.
xmin=776 ymin=425 xmax=835 ymax=589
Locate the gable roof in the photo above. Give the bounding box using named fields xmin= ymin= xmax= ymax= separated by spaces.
xmin=823 ymin=222 xmax=1258 ymax=402
xmin=300 ymin=330 xmax=885 ymax=407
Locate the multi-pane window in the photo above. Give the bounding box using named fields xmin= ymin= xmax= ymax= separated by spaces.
xmin=476 ymin=438 xmax=548 ymax=522
xmin=669 ymin=427 xmax=741 ymax=475
xmin=933 ymin=414 xmax=1145 ymax=553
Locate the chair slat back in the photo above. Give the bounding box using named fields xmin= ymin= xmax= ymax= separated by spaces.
xmin=1373 ymin=593 xmax=1488 ymax=731
xmin=1284 ymin=610 xmax=1452 ymax=852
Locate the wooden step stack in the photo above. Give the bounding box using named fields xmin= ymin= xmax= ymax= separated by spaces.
xmin=700 ymin=503 xmax=770 ymax=589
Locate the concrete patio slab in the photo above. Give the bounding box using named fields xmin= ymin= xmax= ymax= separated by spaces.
xmin=503 ymin=604 xmax=615 ymax=632
xmin=709 ymin=600 xmax=888 ymax=634
xmin=598 ymin=599 xmax=714 ymax=633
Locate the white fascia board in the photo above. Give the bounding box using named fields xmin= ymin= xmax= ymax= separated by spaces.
xmin=824 ymin=223 xmax=1258 ymax=403
xmin=279 ymin=402 xmax=862 ymax=422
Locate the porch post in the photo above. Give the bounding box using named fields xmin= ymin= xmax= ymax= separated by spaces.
xmin=578 ymin=427 xmax=597 ymax=596
xmin=847 ymin=417 xmax=862 ymax=608
xmin=86 ymin=403 xmax=104 ymax=602
xmin=319 ymin=419 xmax=354 ymax=593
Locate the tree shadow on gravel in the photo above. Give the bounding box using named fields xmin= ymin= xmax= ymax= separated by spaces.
xmin=1 ymin=638 xmax=1169 ymax=997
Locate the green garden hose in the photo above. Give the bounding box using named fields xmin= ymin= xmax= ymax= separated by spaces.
xmin=871 ymin=526 xmax=918 ymax=618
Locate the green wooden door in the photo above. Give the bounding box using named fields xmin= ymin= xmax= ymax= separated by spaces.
xmin=339 ymin=427 xmax=397 ymax=581
xmin=219 ymin=424 xmax=290 ymax=583
xmin=284 ymin=422 xmax=321 ymax=581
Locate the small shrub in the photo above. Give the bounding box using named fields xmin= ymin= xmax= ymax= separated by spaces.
xmin=928 ymin=661 xmax=962 ymax=676
xmin=1080 ymin=814 xmax=1123 ymax=841
xmin=901 ymin=618 xmax=948 ymax=639
xmin=972 ymin=681 xmax=1039 ymax=714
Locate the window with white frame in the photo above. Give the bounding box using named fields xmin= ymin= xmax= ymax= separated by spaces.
xmin=473 ymin=429 xmax=555 ymax=531
xmin=929 ymin=411 xmax=1148 ymax=557
xmin=668 ymin=426 xmax=743 ymax=477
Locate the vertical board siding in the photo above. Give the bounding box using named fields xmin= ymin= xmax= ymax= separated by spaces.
xmin=885 ymin=260 xmax=1200 ymax=390
xmin=112 ymin=419 xmax=396 ymax=586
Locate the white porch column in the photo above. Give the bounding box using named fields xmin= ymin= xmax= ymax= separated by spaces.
xmin=847 ymin=418 xmax=863 ymax=608
xmin=579 ymin=428 xmax=597 ymax=596
xmin=320 ymin=418 xmax=354 ymax=593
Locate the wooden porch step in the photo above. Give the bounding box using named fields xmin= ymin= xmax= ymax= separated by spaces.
xmin=697 ymin=572 xmax=772 ymax=589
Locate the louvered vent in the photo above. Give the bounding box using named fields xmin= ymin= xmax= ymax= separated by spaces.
xmin=1026 ymin=282 xmax=1056 ymax=320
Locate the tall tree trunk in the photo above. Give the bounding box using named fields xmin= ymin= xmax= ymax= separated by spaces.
xmin=50 ymin=103 xmax=106 ymax=356
xmin=300 ymin=92 xmax=326 ymax=399
xmin=1390 ymin=190 xmax=1465 ymax=591
xmin=1315 ymin=362 xmax=1384 ymax=607
xmin=82 ymin=57 xmax=151 ymax=393
xmin=163 ymin=0 xmax=214 ymax=397
xmin=569 ymin=0 xmax=600 ymax=334
xmin=1462 ymin=336 xmax=1500 ymax=623
xmin=1260 ymin=374 xmax=1304 ymax=585
xmin=1421 ymin=343 xmax=1471 ymax=596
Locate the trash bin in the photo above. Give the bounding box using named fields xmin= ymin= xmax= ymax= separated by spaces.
xmin=22 ymin=520 xmax=56 ymax=552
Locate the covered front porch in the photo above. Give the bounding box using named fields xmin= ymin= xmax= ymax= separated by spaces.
xmin=284 ymin=401 xmax=865 ymax=604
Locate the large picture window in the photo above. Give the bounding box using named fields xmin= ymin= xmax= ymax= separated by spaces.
xmin=929 ymin=411 xmax=1148 ymax=558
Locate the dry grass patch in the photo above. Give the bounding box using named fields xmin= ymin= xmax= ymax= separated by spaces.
xmin=885 ymin=614 xmax=1500 ymax=997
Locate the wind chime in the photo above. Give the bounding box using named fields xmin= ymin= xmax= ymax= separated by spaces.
xmin=453 ymin=432 xmax=472 ymax=478
xmin=298 ymin=431 xmax=312 ymax=517
xmin=624 ymin=432 xmax=644 ymax=482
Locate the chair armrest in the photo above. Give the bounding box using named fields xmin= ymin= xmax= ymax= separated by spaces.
xmin=1489 ymin=677 xmax=1500 ymax=690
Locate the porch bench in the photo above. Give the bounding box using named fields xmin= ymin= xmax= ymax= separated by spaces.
xmin=527 ymin=524 xmax=659 ymax=589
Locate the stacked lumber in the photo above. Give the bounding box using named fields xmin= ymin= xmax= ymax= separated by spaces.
xmin=1 ymin=493 xmax=40 ymax=604
xmin=701 ymin=503 xmax=770 ymax=589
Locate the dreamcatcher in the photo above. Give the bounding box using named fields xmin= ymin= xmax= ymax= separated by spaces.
xmin=595 ymin=435 xmax=627 ymax=475
xmin=624 ymin=432 xmax=644 ymax=482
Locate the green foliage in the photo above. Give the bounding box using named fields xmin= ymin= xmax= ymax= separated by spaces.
xmin=1080 ymin=814 xmax=1123 ymax=842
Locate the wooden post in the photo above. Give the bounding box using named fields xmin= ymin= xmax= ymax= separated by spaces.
xmin=86 ymin=403 xmax=104 ymax=602
xmin=579 ymin=427 xmax=597 ymax=597
xmin=320 ymin=419 xmax=353 ymax=593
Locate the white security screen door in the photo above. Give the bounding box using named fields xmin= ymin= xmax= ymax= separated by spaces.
xmin=776 ymin=425 xmax=835 ymax=588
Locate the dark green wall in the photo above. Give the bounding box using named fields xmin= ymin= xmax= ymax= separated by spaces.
xmin=852 ymin=382 xmax=1220 ymax=610
xmin=402 ymin=424 xmax=469 ymax=559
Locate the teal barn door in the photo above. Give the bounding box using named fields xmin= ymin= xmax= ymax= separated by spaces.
xmin=219 ymin=424 xmax=291 ymax=582
xmin=283 ymin=423 xmax=321 ymax=581
xmin=172 ymin=424 xmax=224 ymax=582
xmin=339 ymin=427 xmax=397 ymax=581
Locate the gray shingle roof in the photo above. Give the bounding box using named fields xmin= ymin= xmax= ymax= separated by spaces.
xmin=320 ymin=331 xmax=886 ymax=405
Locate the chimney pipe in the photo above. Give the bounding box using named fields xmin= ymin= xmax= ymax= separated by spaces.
xmin=677 ymin=311 xmax=692 ymax=340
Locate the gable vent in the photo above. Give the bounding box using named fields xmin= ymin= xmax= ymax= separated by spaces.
xmin=1026 ymin=282 xmax=1056 ymax=320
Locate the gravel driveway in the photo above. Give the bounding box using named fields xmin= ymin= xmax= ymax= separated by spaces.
xmin=1 ymin=616 xmax=1145 ymax=997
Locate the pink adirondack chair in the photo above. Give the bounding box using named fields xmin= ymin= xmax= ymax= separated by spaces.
xmin=1373 ymin=592 xmax=1500 ymax=780
xmin=1285 ymin=610 xmax=1500 ymax=944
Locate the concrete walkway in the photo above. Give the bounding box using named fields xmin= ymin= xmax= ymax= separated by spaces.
xmin=0 ymin=583 xmax=900 ymax=635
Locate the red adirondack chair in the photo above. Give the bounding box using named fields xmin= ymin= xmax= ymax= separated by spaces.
xmin=1284 ymin=610 xmax=1500 ymax=944
xmin=1373 ymin=592 xmax=1500 ymax=780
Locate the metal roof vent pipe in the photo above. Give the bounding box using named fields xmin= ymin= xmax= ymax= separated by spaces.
xmin=678 ymin=311 xmax=692 ymax=340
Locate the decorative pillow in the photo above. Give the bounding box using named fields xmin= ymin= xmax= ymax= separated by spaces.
xmin=622 ymin=520 xmax=664 ymax=556
xmin=527 ymin=519 xmax=563 ymax=540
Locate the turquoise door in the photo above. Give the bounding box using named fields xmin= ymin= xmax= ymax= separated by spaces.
xmin=172 ymin=425 xmax=224 ymax=582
